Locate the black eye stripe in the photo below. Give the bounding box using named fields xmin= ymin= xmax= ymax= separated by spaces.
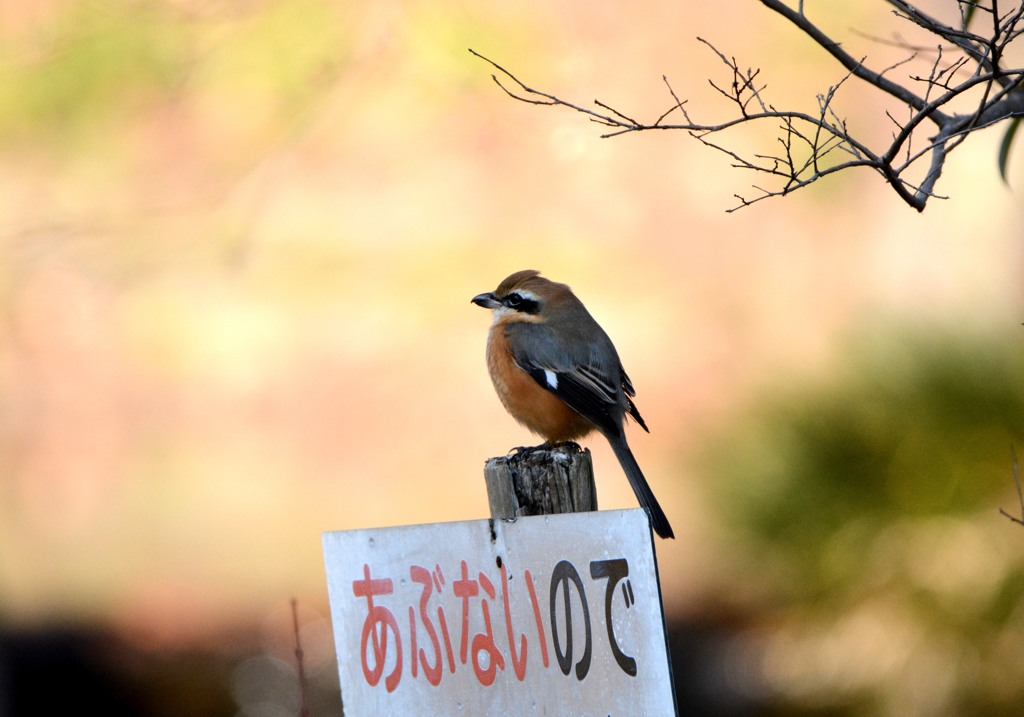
xmin=503 ymin=293 xmax=540 ymax=314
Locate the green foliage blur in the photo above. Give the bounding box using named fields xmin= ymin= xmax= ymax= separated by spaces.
xmin=0 ymin=2 xmax=180 ymax=148
xmin=701 ymin=320 xmax=1024 ymax=715
xmin=0 ymin=0 xmax=348 ymax=148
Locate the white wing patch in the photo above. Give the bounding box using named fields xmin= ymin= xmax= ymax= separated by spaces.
xmin=544 ymin=369 xmax=559 ymax=389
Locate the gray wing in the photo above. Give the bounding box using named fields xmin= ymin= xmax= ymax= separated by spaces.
xmin=505 ymin=321 xmax=647 ymax=433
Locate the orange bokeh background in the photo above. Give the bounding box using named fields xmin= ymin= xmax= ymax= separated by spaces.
xmin=1 ymin=1 xmax=1022 ymax=713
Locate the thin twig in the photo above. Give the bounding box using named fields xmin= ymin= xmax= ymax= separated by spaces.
xmin=999 ymin=447 xmax=1024 ymax=527
xmin=291 ymin=598 xmax=310 ymax=717
xmin=471 ymin=0 xmax=1024 ymax=212
xmin=762 ymin=0 xmax=950 ymax=123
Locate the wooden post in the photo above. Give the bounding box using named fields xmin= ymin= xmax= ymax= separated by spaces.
xmin=483 ymin=442 xmax=598 ymax=521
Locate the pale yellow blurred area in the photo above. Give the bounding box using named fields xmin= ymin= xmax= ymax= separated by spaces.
xmin=0 ymin=0 xmax=1020 ymax=666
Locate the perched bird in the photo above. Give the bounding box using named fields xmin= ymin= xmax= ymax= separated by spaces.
xmin=472 ymin=270 xmax=674 ymax=539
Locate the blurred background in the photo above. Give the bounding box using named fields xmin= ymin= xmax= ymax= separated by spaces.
xmin=1 ymin=1 xmax=1023 ymax=715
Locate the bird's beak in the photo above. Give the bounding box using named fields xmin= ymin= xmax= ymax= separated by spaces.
xmin=471 ymin=292 xmax=501 ymax=309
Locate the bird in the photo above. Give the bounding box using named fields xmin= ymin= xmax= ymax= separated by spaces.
xmin=471 ymin=269 xmax=674 ymax=539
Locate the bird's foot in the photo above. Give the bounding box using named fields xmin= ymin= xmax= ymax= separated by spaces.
xmin=508 ymin=443 xmax=547 ymax=456
xmin=507 ymin=441 xmax=582 ymax=456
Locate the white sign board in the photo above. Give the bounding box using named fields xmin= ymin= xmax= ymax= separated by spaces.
xmin=323 ymin=508 xmax=676 ymax=716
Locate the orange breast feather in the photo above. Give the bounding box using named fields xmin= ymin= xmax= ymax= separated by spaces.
xmin=486 ymin=325 xmax=594 ymax=442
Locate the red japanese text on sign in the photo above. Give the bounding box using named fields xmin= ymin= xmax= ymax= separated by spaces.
xmin=324 ymin=509 xmax=676 ymax=716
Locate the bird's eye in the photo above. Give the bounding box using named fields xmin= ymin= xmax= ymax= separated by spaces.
xmin=503 ymin=292 xmax=540 ymax=314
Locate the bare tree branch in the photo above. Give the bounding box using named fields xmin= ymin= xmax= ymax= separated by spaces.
xmin=472 ymin=1 xmax=1024 ymax=211
xmin=762 ymin=0 xmax=952 ymax=124
xmin=887 ymin=0 xmax=998 ymax=78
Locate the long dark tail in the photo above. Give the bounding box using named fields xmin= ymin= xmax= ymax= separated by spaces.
xmin=605 ymin=431 xmax=674 ymax=539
